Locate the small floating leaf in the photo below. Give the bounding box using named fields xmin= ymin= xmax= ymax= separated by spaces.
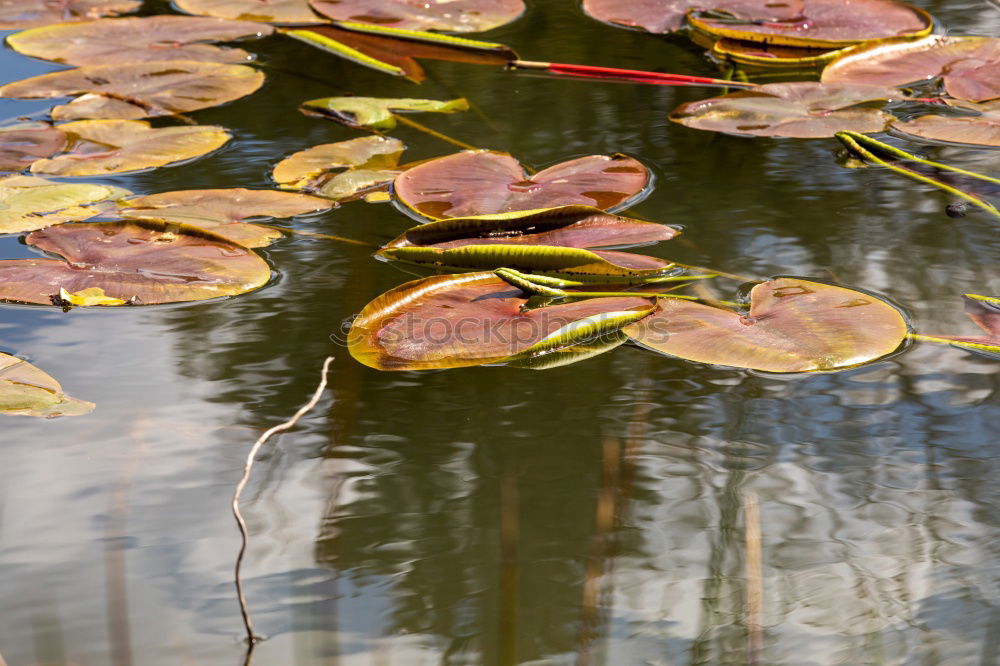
xmin=0 ymin=61 xmax=265 ymax=120
xmin=393 ymin=151 xmax=651 ymax=219
xmin=0 ymin=220 xmax=271 ymax=305
xmin=58 ymin=286 xmax=126 ymax=306
xmin=0 ymin=123 xmax=67 ymax=172
xmin=272 ymin=135 xmax=405 ymax=201
xmin=301 ymin=96 xmax=469 ymax=131
xmin=119 ymin=188 xmax=333 ymax=247
xmin=625 ymin=277 xmax=907 ymax=372
xmin=173 ymin=0 xmax=325 ymax=23
xmin=0 ymin=175 xmax=130 ymax=234
xmin=0 ymin=0 xmax=139 ymax=29
xmin=6 ymin=16 xmax=274 ymax=66
xmin=669 ymin=82 xmax=900 ymax=138
xmin=0 ymin=352 xmax=94 ymax=418
xmin=582 ymin=0 xmax=804 ymax=35
xmin=30 ymin=120 xmax=230 ymax=177
xmin=308 ymin=0 xmax=525 ymax=33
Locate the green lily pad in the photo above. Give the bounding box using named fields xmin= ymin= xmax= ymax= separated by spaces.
xmin=0 ymin=352 xmax=94 ymax=418
xmin=0 ymin=174 xmax=130 ymax=234
xmin=0 ymin=123 xmax=67 ymax=172
xmin=5 ymin=16 xmax=274 ymax=66
xmin=0 ymin=0 xmax=139 ymax=29
xmin=0 ymin=220 xmax=271 ymax=305
xmin=173 ymin=0 xmax=325 ymax=23
xmin=583 ymin=0 xmax=804 ymax=35
xmin=301 ymin=96 xmax=469 ymax=131
xmin=308 ymin=0 xmax=525 ymax=33
xmin=272 ymin=135 xmax=405 ymax=201
xmin=0 ymin=61 xmax=265 ymax=120
xmin=625 ymin=277 xmax=908 ymax=372
xmin=30 ymin=120 xmax=231 ymax=177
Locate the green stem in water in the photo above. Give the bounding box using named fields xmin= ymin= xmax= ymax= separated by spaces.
xmin=908 ymin=333 xmax=1000 ymax=353
xmin=392 ymin=113 xmax=478 ymax=151
xmin=495 ymin=268 xmax=713 ymax=301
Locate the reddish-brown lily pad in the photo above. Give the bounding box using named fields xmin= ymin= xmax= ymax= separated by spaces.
xmin=309 ymin=0 xmax=525 ymax=33
xmin=0 ymin=123 xmax=67 ymax=172
xmin=0 ymin=220 xmax=271 ymax=305
xmin=891 ymin=103 xmax=1000 ymax=148
xmin=272 ymin=135 xmax=405 ymax=201
xmin=0 ymin=0 xmax=139 ymax=29
xmin=0 ymin=352 xmax=94 ymax=418
xmin=625 ymin=277 xmax=907 ymax=372
xmin=822 ymin=36 xmax=1000 ymax=103
xmin=348 ymin=271 xmax=655 ymax=370
xmin=173 ymin=0 xmax=325 ymax=23
xmin=669 ymin=82 xmax=900 ymax=138
xmin=582 ymin=0 xmax=804 ymax=34
xmin=393 ymin=151 xmax=651 ymax=219
xmin=6 ymin=16 xmax=274 ymax=66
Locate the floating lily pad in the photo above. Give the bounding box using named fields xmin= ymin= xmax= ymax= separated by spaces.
xmin=688 ymin=0 xmax=931 ymax=48
xmin=0 ymin=61 xmax=265 ymax=120
xmin=393 ymin=151 xmax=651 ymax=219
xmin=891 ymin=105 xmax=1000 ymax=148
xmin=30 ymin=120 xmax=230 ymax=177
xmin=301 ymin=96 xmax=469 ymax=131
xmin=384 ymin=205 xmax=678 ymax=250
xmin=0 ymin=220 xmax=271 ymax=305
xmin=173 ymin=0 xmax=325 ymax=23
xmin=0 ymin=0 xmax=139 ymax=29
xmin=6 ymin=16 xmax=274 ymax=66
xmin=119 ymin=188 xmax=333 ymax=247
xmin=0 ymin=123 xmax=67 ymax=172
xmin=918 ymin=295 xmax=1000 ymax=357
xmin=822 ymin=36 xmax=1000 ymax=103
xmin=582 ymin=0 xmax=804 ymax=35
xmin=0 ymin=352 xmax=94 ymax=418
xmin=272 ymin=135 xmax=405 ymax=201
xmin=348 ymin=271 xmax=655 ymax=370
xmin=0 ymin=174 xmax=129 ymax=234
xmin=625 ymin=277 xmax=907 ymax=372
xmin=710 ymin=37 xmax=842 ymax=69
xmin=309 ymin=0 xmax=524 ymax=33
xmin=669 ymin=82 xmax=900 ymax=138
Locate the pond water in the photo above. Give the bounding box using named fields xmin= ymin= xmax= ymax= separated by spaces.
xmin=2 ymin=1 xmax=999 ymax=664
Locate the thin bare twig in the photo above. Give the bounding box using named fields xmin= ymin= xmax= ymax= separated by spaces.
xmin=232 ymin=356 xmax=335 ymax=646
xmin=744 ymin=491 xmax=763 ymax=665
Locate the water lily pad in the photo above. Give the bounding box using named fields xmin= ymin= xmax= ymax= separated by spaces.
xmin=393 ymin=151 xmax=651 ymax=219
xmin=669 ymin=82 xmax=900 ymax=138
xmin=0 ymin=123 xmax=67 ymax=172
xmin=272 ymin=135 xmax=405 ymax=201
xmin=0 ymin=352 xmax=94 ymax=418
xmin=0 ymin=174 xmax=129 ymax=233
xmin=301 ymin=96 xmax=469 ymax=131
xmin=710 ymin=38 xmax=842 ymax=69
xmin=173 ymin=0 xmax=325 ymax=23
xmin=0 ymin=61 xmax=265 ymax=120
xmin=822 ymin=36 xmax=1000 ymax=103
xmin=384 ymin=205 xmax=678 ymax=250
xmin=0 ymin=0 xmax=139 ymax=29
xmin=348 ymin=271 xmax=655 ymax=370
xmin=30 ymin=120 xmax=230 ymax=177
xmin=917 ymin=294 xmax=1000 ymax=357
xmin=0 ymin=220 xmax=271 ymax=305
xmin=891 ymin=105 xmax=1000 ymax=148
xmin=119 ymin=188 xmax=333 ymax=247
xmin=582 ymin=0 xmax=804 ymax=35
xmin=6 ymin=16 xmax=274 ymax=66
xmin=689 ymin=0 xmax=931 ymax=48
xmin=625 ymin=277 xmax=907 ymax=372
xmin=309 ymin=0 xmax=524 ymax=33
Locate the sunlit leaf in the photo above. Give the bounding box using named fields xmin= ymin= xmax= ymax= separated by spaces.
xmin=0 ymin=0 xmax=139 ymax=29
xmin=308 ymin=0 xmax=524 ymax=33
xmin=0 ymin=61 xmax=265 ymax=120
xmin=119 ymin=188 xmax=333 ymax=247
xmin=0 ymin=123 xmax=67 ymax=172
xmin=57 ymin=286 xmax=125 ymax=306
xmin=0 ymin=220 xmax=271 ymax=305
xmin=0 ymin=174 xmax=129 ymax=234
xmin=582 ymin=0 xmax=804 ymax=34
xmin=272 ymin=135 xmax=405 ymax=201
xmin=625 ymin=277 xmax=907 ymax=372
xmin=384 ymin=205 xmax=678 ymax=250
xmin=689 ymin=0 xmax=931 ymax=48
xmin=393 ymin=151 xmax=651 ymax=219
xmin=502 ymin=331 xmax=628 ymax=369
xmin=173 ymin=0 xmax=325 ymax=23
xmin=348 ymin=271 xmax=655 ymax=370
xmin=669 ymin=82 xmax=900 ymax=138
xmin=914 ymin=295 xmax=1000 ymax=358
xmin=822 ymin=36 xmax=1000 ymax=103
xmin=301 ymin=96 xmax=469 ymax=131
xmin=30 ymin=120 xmax=230 ymax=177
xmin=6 ymin=16 xmax=274 ymax=66
xmin=0 ymin=352 xmax=94 ymax=418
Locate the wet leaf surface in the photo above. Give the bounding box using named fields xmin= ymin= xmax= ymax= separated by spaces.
xmin=0 ymin=123 xmax=67 ymax=172
xmin=0 ymin=174 xmax=129 ymax=233
xmin=625 ymin=277 xmax=907 ymax=372
xmin=891 ymin=105 xmax=1000 ymax=148
xmin=30 ymin=120 xmax=230 ymax=177
xmin=393 ymin=151 xmax=651 ymax=219
xmin=119 ymin=188 xmax=333 ymax=247
xmin=348 ymin=271 xmax=655 ymax=370
xmin=309 ymin=0 xmax=525 ymax=33
xmin=6 ymin=15 xmax=274 ymax=66
xmin=0 ymin=60 xmax=265 ymax=120
xmin=0 ymin=220 xmax=271 ymax=305
xmin=0 ymin=352 xmax=94 ymax=417
xmin=173 ymin=0 xmax=325 ymax=23
xmin=272 ymin=135 xmax=405 ymax=200
xmin=301 ymin=96 xmax=469 ymax=131
xmin=582 ymin=0 xmax=804 ymax=35
xmin=0 ymin=0 xmax=139 ymax=29
xmin=669 ymin=82 xmax=899 ymax=138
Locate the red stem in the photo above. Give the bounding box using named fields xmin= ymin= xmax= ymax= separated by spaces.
xmin=511 ymin=60 xmax=756 ymax=89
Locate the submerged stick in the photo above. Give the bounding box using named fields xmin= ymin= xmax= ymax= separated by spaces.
xmin=744 ymin=491 xmax=763 ymax=665
xmin=232 ymin=357 xmax=335 ymax=645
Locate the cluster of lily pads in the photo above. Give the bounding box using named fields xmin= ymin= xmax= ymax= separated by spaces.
xmin=0 ymin=0 xmax=997 ymax=417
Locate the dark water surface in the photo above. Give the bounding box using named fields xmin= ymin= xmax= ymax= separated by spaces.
xmin=2 ymin=2 xmax=1000 ymax=664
